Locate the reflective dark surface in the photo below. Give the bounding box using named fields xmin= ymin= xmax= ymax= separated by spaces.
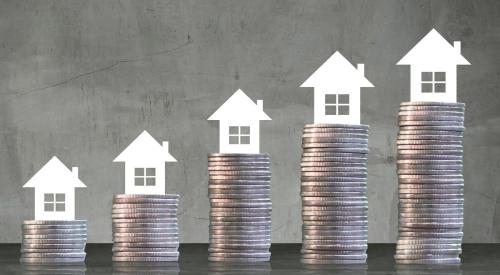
xmin=0 ymin=244 xmax=499 ymax=274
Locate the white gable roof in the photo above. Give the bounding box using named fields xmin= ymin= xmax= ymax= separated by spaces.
xmin=208 ymin=89 xmax=271 ymax=121
xmin=397 ymin=29 xmax=470 ymax=66
xmin=114 ymin=131 xmax=177 ymax=163
xmin=23 ymin=156 xmax=86 ymax=188
xmin=301 ymin=51 xmax=374 ymax=89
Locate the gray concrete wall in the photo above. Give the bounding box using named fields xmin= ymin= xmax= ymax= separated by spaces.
xmin=0 ymin=0 xmax=499 ymax=243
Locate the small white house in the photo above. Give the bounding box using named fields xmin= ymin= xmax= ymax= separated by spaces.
xmin=208 ymin=89 xmax=271 ymax=154
xmin=23 ymin=156 xmax=86 ymax=221
xmin=397 ymin=29 xmax=470 ymax=102
xmin=114 ymin=131 xmax=177 ymax=195
xmin=301 ymin=51 xmax=374 ymax=125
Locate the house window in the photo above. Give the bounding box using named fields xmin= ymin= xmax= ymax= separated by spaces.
xmin=135 ymin=168 xmax=156 ymax=186
xmin=421 ymin=72 xmax=446 ymax=93
xmin=44 ymin=193 xmax=65 ymax=212
xmin=325 ymin=94 xmax=349 ymax=115
xmin=228 ymin=126 xmax=250 ymax=145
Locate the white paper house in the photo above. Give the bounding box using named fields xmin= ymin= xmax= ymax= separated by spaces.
xmin=301 ymin=51 xmax=374 ymax=124
xmin=208 ymin=89 xmax=271 ymax=154
xmin=23 ymin=156 xmax=86 ymax=221
xmin=397 ymin=29 xmax=470 ymax=102
xmin=114 ymin=131 xmax=177 ymax=195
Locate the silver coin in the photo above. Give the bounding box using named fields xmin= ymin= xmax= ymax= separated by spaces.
xmin=112 ymin=213 xmax=177 ymax=219
xmin=303 ymin=210 xmax=367 ymax=217
xmin=114 ymin=194 xmax=179 ymax=199
xmin=301 ymin=167 xmax=367 ymax=173
xmin=22 ymin=238 xmax=86 ymax=244
xmin=112 ymin=222 xmax=178 ymax=229
xmin=303 ymin=229 xmax=367 ymax=236
xmin=399 ymin=212 xmax=462 ymax=218
xmin=302 ymin=153 xmax=367 ymax=158
xmin=23 ymin=220 xmax=86 ymax=225
xmin=209 ymin=185 xmax=270 ymax=190
xmin=302 ymin=142 xmax=368 ymax=148
xmin=302 ymin=215 xmax=367 ymax=221
xmin=302 ymin=206 xmax=368 ymax=212
xmin=399 ymin=193 xmax=463 ymax=199
xmin=395 ymin=248 xmax=462 ymax=255
xmin=397 ymin=164 xmax=462 ymax=171
xmin=113 ymin=227 xmax=178 ymax=234
xmin=209 ymin=226 xmax=272 ymax=232
xmin=208 ymin=190 xmax=269 ymax=196
xmin=113 ymin=237 xmax=178 ymax=243
xmin=22 ymin=233 xmax=86 ymax=239
xmin=209 ymin=243 xmax=270 ymax=249
xmin=398 ymin=222 xmax=463 ymax=229
xmin=303 ymin=147 xmax=369 ymax=154
xmin=208 ymin=165 xmax=270 ymax=173
xmin=398 ymin=231 xmax=463 ymax=238
xmin=399 ymin=197 xmax=463 ymax=203
xmin=210 ymin=222 xmax=271 ymax=227
xmin=300 ymin=258 xmax=366 ymax=264
xmin=22 ymin=228 xmax=87 ymax=235
xmin=210 ymin=238 xmax=271 ymax=244
xmin=303 ymin=235 xmax=367 ymax=241
xmin=210 ymin=207 xmax=272 ymax=212
xmin=113 ymin=251 xmax=179 ymax=257
xmin=112 ymin=256 xmax=178 ymax=262
xmin=302 ymin=172 xmax=367 ymax=178
xmin=210 ymin=216 xmax=271 ymax=222
xmin=112 ymin=246 xmax=178 ymax=252
xmin=20 ymin=252 xmax=86 ymax=258
xmin=398 ymin=110 xmax=464 ymax=115
xmin=210 ymin=230 xmax=271 ymax=236
xmin=303 ymin=226 xmax=368 ymax=232
xmin=302 ymin=239 xmax=367 ymax=245
xmin=399 ymin=187 xmax=463 ymax=194
xmin=112 ymin=204 xmax=178 ymax=210
xmin=302 ymin=244 xmax=367 ymax=251
xmin=208 ymin=153 xmax=269 ymax=157
xmin=210 ymin=202 xmax=272 ymax=208
xmin=397 ymin=238 xmax=462 ymax=244
xmin=304 ymin=123 xmax=369 ymax=129
xmin=208 ymin=256 xmax=270 ymax=262
xmin=302 ymin=177 xmax=367 ymax=183
xmin=301 ymin=191 xmax=366 ymax=198
xmin=397 ymin=174 xmax=462 ymax=180
xmin=113 ymin=232 xmax=178 ymax=237
xmin=20 ymin=257 xmax=85 ymax=263
xmin=400 ymin=217 xmax=463 ymax=223
xmin=301 ymin=161 xmax=366 ymax=167
xmin=302 ymin=137 xmax=368 ymax=144
xmin=398 ymin=115 xmax=464 ymax=122
xmin=112 ymin=242 xmax=179 ymax=248
xmin=209 ymin=252 xmax=270 ymax=257
xmin=302 ymin=133 xmax=368 ymax=139
xmin=301 ymin=183 xmax=366 ymax=189
xmin=302 ymin=196 xmax=367 ymax=201
xmin=209 ymin=194 xmax=269 ymax=199
xmin=113 ymin=198 xmax=179 ymax=204
xmin=21 ymin=243 xmax=86 ymax=249
xmin=303 ymin=221 xmax=367 ymax=227
xmin=399 ymin=101 xmax=464 ymax=107
xmin=112 ymin=218 xmax=178 ymax=224
xmin=301 ymin=186 xmax=366 ymax=193
xmin=209 ymin=176 xmax=271 ymax=181
xmin=208 ymin=180 xmax=270 ymax=186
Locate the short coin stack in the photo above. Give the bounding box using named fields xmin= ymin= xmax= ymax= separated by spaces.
xmin=208 ymin=153 xmax=272 ymax=262
xmin=20 ymin=220 xmax=87 ymax=264
xmin=112 ymin=194 xmax=180 ymax=262
xmin=395 ymin=101 xmax=465 ymax=265
xmin=300 ymin=124 xmax=369 ymax=264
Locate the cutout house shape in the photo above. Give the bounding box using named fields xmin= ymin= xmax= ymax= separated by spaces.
xmin=23 ymin=156 xmax=86 ymax=221
xmin=301 ymin=51 xmax=374 ymax=125
xmin=208 ymin=89 xmax=271 ymax=154
xmin=114 ymin=131 xmax=177 ymax=195
xmin=397 ymin=29 xmax=470 ymax=102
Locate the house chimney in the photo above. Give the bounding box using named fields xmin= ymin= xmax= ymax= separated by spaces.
xmin=357 ymin=64 xmax=365 ymax=76
xmin=257 ymin=100 xmax=263 ymax=111
xmin=453 ymin=41 xmax=461 ymax=54
xmin=71 ymin=167 xmax=79 ymax=177
xmin=162 ymin=141 xmax=170 ymax=152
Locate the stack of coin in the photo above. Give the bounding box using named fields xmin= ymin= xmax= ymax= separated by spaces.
xmin=395 ymin=102 xmax=465 ymax=265
xmin=112 ymin=194 xmax=180 ymax=262
xmin=300 ymin=124 xmax=369 ymax=264
xmin=20 ymin=220 xmax=87 ymax=264
xmin=208 ymin=153 xmax=272 ymax=262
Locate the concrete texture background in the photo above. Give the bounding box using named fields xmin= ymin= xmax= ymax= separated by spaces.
xmin=0 ymin=0 xmax=499 ymax=243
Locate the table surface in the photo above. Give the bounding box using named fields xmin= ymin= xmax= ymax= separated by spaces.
xmin=0 ymin=244 xmax=499 ymax=274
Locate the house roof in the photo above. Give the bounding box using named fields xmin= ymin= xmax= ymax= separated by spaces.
xmin=397 ymin=29 xmax=470 ymax=66
xmin=301 ymin=51 xmax=374 ymax=88
xmin=23 ymin=156 xmax=86 ymax=188
xmin=114 ymin=130 xmax=177 ymax=163
xmin=208 ymin=89 xmax=271 ymax=121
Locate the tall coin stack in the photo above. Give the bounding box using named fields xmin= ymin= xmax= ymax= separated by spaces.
xmin=112 ymin=194 xmax=180 ymax=262
xmin=208 ymin=153 xmax=272 ymax=262
xmin=395 ymin=102 xmax=465 ymax=265
xmin=20 ymin=220 xmax=87 ymax=264
xmin=300 ymin=124 xmax=369 ymax=264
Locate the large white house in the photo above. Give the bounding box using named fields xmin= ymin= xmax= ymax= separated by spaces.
xmin=301 ymin=51 xmax=374 ymax=124
xmin=23 ymin=157 xmax=86 ymax=221
xmin=397 ymin=29 xmax=470 ymax=102
xmin=208 ymin=89 xmax=271 ymax=154
xmin=114 ymin=131 xmax=177 ymax=195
